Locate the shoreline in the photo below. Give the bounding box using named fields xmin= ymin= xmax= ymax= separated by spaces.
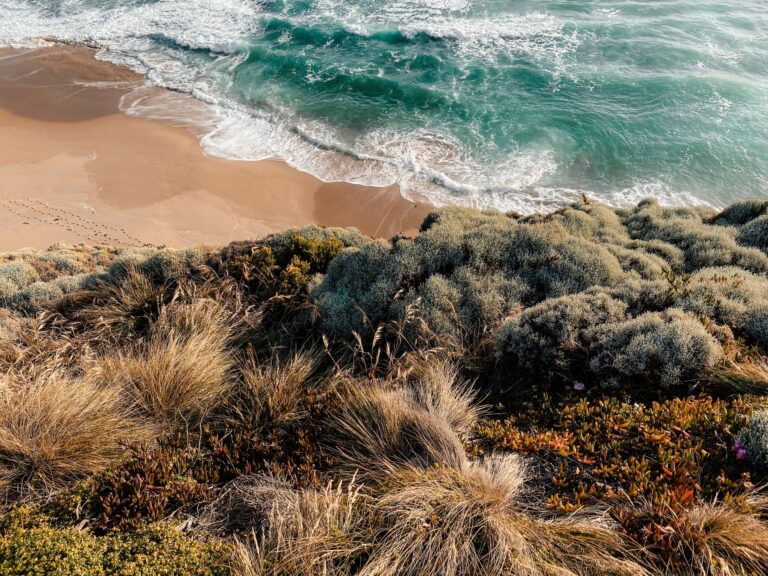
xmin=0 ymin=45 xmax=432 ymax=251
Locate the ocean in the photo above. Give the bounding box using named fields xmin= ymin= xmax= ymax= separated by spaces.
xmin=2 ymin=0 xmax=767 ymax=213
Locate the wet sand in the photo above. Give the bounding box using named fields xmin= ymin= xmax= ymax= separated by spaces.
xmin=0 ymin=45 xmax=431 ymax=251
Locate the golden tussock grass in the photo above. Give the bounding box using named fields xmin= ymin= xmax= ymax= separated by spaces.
xmin=0 ymin=372 xmax=149 ymax=501
xmin=234 ymin=350 xmax=321 ymax=430
xmin=99 ymin=299 xmax=236 ymax=434
xmin=43 ymin=263 xmax=165 ymax=338
xmin=224 ymin=456 xmax=647 ymax=576
xmin=662 ymin=495 xmax=768 ymax=576
xmin=364 ymin=457 xmax=646 ymax=576
xmin=330 ymin=358 xmax=479 ymax=474
xmin=707 ymin=358 xmax=768 ymax=395
xmin=222 ymin=476 xmax=368 ymax=576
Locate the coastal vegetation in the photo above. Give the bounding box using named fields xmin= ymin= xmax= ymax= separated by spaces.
xmin=1 ymin=198 xmax=768 ymax=575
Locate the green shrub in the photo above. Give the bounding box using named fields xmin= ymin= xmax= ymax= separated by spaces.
xmin=622 ymin=199 xmax=768 ymax=273
xmin=52 ymin=273 xmax=93 ymax=295
xmin=497 ymin=221 xmax=625 ymax=300
xmin=8 ymin=282 xmax=64 ymax=313
xmin=401 ymin=268 xmax=527 ymax=343
xmin=264 ymin=225 xmax=371 ymax=265
xmin=738 ymin=215 xmax=768 ymax=254
xmin=0 ymin=520 xmax=230 ymax=576
xmin=676 ymin=266 xmax=768 ymax=349
xmin=496 ymin=292 xmax=628 ymax=386
xmin=589 ymin=310 xmax=723 ymax=388
xmin=314 ymin=208 xmax=625 ymax=341
xmin=601 ymin=278 xmax=673 ymax=315
xmin=625 ymin=238 xmax=685 ymax=271
xmin=313 ymin=240 xmax=400 ymax=338
xmin=0 ymin=262 xmax=39 ymax=297
xmin=740 ymin=409 xmax=768 ymax=476
xmin=548 ymin=202 xmax=631 ymax=245
xmin=712 ymin=199 xmax=768 ymax=226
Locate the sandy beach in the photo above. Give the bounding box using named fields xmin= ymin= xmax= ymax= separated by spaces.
xmin=0 ymin=45 xmax=430 ymax=251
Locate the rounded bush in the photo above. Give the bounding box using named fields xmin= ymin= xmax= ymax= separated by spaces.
xmin=738 ymin=215 xmax=768 ymax=254
xmin=52 ymin=273 xmax=93 ymax=295
xmin=313 ymin=241 xmax=400 ymax=338
xmin=588 ymin=309 xmax=723 ymax=388
xmin=500 ymin=222 xmax=625 ymax=300
xmin=496 ymin=292 xmax=628 ymax=379
xmin=623 ymin=199 xmax=768 ymax=274
xmin=740 ymin=409 xmax=768 ymax=475
xmin=676 ymin=267 xmax=768 ymax=349
xmin=17 ymin=282 xmax=63 ymax=310
xmin=714 ymin=200 xmax=768 ymax=226
xmin=0 ymin=262 xmax=39 ymax=294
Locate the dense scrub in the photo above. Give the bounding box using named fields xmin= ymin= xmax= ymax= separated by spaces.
xmin=0 ymin=199 xmax=767 ymax=575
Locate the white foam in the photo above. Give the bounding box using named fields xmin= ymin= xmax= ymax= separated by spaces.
xmin=0 ymin=0 xmax=727 ymax=217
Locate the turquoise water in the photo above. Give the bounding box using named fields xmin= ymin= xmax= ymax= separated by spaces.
xmin=2 ymin=0 xmax=768 ymax=211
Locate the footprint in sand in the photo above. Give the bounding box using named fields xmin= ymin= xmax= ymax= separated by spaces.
xmin=0 ymin=197 xmax=146 ymax=247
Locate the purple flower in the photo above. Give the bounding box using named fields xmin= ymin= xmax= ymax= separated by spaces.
xmin=737 ymin=448 xmax=747 ymax=461
xmin=735 ymin=439 xmax=744 ymax=451
xmin=573 ymin=382 xmax=586 ymax=392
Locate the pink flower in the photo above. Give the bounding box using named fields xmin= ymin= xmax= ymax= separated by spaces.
xmin=736 ymin=448 xmax=747 ymax=460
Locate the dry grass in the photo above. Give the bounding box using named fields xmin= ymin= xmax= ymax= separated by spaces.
xmin=99 ymin=300 xmax=236 ymax=434
xmin=0 ymin=324 xmax=94 ymax=382
xmin=227 ymin=476 xmax=368 ymax=576
xmin=331 ymin=380 xmax=468 ymax=474
xmin=406 ymin=357 xmax=481 ymax=436
xmin=42 ymin=262 xmax=166 ymax=338
xmin=234 ymin=350 xmax=321 ymax=430
xmin=640 ymin=494 xmax=768 ymax=576
xmin=330 ymin=358 xmax=480 ymax=474
xmin=0 ymin=372 xmax=148 ymax=501
xmin=707 ymin=358 xmax=768 ymax=395
xmin=224 ymin=457 xmax=647 ymax=576
xmin=364 ymin=458 xmax=646 ymax=576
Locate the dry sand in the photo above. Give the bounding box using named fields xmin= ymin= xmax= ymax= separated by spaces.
xmin=0 ymin=45 xmax=431 ymax=251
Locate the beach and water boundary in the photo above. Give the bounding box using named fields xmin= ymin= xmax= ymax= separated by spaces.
xmin=0 ymin=45 xmax=430 ymax=251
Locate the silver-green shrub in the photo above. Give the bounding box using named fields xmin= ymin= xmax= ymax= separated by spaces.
xmin=676 ymin=266 xmax=768 ymax=349
xmin=313 ymin=240 xmax=400 ymax=338
xmin=8 ymin=281 xmax=64 ymax=313
xmin=740 ymin=409 xmax=768 ymax=474
xmin=588 ymin=309 xmax=723 ymax=388
xmin=499 ymin=222 xmax=625 ymax=300
xmin=497 ymin=292 xmax=628 ymax=379
xmin=52 ymin=273 xmax=95 ymax=295
xmin=738 ymin=215 xmax=768 ymax=254
xmin=714 ymin=200 xmax=768 ymax=226
xmin=622 ymin=199 xmax=768 ymax=273
xmin=0 ymin=262 xmax=39 ymax=296
xmin=399 ymin=268 xmax=528 ymax=342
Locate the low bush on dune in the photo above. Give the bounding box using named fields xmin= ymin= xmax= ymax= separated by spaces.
xmin=312 ymin=198 xmax=768 ymax=396
xmin=0 ymin=199 xmax=766 ymax=575
xmin=740 ymin=409 xmax=768 ymax=474
xmin=0 ymin=508 xmax=230 ymax=576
